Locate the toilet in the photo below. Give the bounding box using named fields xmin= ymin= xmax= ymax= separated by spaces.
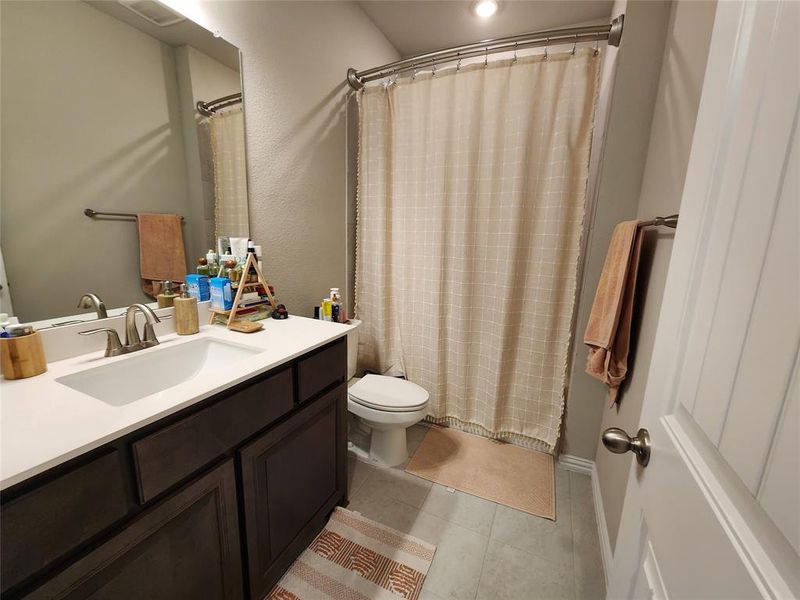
xmin=345 ymin=321 xmax=429 ymax=467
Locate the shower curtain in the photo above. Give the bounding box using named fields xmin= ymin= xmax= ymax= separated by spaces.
xmin=355 ymin=49 xmax=600 ymax=452
xmin=209 ymin=108 xmax=249 ymax=237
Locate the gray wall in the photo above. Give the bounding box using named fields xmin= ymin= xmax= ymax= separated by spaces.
xmin=1 ymin=0 xmax=194 ymax=321
xmin=561 ymin=0 xmax=673 ymax=460
xmin=159 ymin=0 xmax=399 ymax=318
xmin=594 ymin=0 xmax=717 ymax=553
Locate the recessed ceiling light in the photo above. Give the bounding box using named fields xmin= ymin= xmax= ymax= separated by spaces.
xmin=474 ymin=0 xmax=498 ymax=19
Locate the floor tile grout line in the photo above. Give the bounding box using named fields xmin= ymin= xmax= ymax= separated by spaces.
xmin=471 ymin=521 xmax=494 ymax=600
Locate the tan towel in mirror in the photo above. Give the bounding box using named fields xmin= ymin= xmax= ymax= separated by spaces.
xmin=137 ymin=213 xmax=187 ymax=298
xmin=584 ymin=220 xmax=643 ymax=405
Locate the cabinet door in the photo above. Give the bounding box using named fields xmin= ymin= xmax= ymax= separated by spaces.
xmin=24 ymin=460 xmax=242 ymax=600
xmin=240 ymin=384 xmax=346 ymax=599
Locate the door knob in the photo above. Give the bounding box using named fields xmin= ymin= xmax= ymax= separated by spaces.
xmin=602 ymin=427 xmax=651 ymax=467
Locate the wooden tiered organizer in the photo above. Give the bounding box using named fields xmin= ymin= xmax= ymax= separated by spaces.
xmin=208 ymin=252 xmax=278 ymax=330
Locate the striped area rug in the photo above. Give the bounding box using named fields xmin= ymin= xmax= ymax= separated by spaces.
xmin=266 ymin=507 xmax=436 ymax=600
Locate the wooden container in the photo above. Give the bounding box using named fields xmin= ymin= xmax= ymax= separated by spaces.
xmin=1 ymin=332 xmax=47 ymax=380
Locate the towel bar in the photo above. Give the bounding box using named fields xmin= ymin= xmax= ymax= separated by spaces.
xmin=84 ymin=209 xmax=184 ymax=221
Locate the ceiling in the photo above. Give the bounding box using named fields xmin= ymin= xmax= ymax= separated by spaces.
xmin=358 ymin=0 xmax=614 ymax=57
xmin=87 ymin=0 xmax=240 ymax=70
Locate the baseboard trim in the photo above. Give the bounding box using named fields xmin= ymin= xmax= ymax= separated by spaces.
xmin=558 ymin=454 xmax=613 ymax=586
xmin=557 ymin=453 xmax=594 ymax=475
xmin=591 ymin=462 xmax=613 ymax=587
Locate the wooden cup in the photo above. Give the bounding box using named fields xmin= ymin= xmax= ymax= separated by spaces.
xmin=1 ymin=332 xmax=48 ymax=380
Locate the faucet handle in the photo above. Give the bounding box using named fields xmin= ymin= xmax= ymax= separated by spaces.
xmin=142 ymin=313 xmax=171 ymax=348
xmin=79 ymin=328 xmax=124 ymax=357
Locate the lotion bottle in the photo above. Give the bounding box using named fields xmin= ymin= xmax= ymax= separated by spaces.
xmin=174 ymin=283 xmax=199 ymax=335
xmin=157 ymin=281 xmax=177 ymax=308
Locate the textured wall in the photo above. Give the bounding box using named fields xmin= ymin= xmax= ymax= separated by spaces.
xmin=561 ymin=0 xmax=672 ymax=460
xmin=159 ymin=0 xmax=399 ymax=317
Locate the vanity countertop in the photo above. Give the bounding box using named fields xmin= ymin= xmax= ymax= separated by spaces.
xmin=0 ymin=317 xmax=353 ymax=491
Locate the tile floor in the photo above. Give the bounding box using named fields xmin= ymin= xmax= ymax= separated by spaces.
xmin=346 ymin=424 xmax=605 ymax=600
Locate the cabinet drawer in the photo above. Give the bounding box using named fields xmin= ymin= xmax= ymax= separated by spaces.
xmin=297 ymin=339 xmax=346 ymax=403
xmin=133 ymin=367 xmax=293 ymax=503
xmin=1 ymin=450 xmax=129 ymax=594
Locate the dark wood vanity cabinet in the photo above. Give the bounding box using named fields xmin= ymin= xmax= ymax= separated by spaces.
xmin=0 ymin=337 xmax=347 ymax=600
xmin=23 ymin=460 xmax=243 ymax=600
xmin=240 ymin=384 xmax=347 ymax=599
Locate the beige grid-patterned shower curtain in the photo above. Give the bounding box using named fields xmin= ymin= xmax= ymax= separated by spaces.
xmin=209 ymin=108 xmax=249 ymax=238
xmin=355 ymin=49 xmax=600 ymax=452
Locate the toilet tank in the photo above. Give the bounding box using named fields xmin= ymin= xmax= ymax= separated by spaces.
xmin=345 ymin=319 xmax=362 ymax=380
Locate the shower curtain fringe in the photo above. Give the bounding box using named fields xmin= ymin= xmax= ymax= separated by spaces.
xmin=424 ymin=417 xmax=553 ymax=454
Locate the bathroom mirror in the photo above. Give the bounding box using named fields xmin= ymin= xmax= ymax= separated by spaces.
xmin=0 ymin=0 xmax=250 ymax=325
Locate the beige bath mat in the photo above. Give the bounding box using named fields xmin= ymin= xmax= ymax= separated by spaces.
xmin=266 ymin=507 xmax=436 ymax=600
xmin=406 ymin=426 xmax=555 ymax=520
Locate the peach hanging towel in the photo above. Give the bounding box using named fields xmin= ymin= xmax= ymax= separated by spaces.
xmin=137 ymin=213 xmax=187 ymax=298
xmin=584 ymin=220 xmax=643 ymax=405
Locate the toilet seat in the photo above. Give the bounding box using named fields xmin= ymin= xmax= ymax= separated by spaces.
xmin=348 ymin=374 xmax=429 ymax=413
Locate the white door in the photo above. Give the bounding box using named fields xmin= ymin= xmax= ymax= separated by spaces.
xmin=606 ymin=1 xmax=799 ymax=598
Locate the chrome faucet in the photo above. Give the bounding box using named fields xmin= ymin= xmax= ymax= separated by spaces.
xmin=124 ymin=304 xmax=162 ymax=351
xmin=77 ymin=293 xmax=108 ymax=319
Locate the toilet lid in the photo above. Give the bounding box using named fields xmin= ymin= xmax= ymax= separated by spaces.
xmin=348 ymin=374 xmax=429 ymax=412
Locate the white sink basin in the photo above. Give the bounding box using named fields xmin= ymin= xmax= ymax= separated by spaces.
xmin=56 ymin=338 xmax=263 ymax=406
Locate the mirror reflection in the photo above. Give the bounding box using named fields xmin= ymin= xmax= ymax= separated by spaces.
xmin=0 ymin=0 xmax=249 ymax=325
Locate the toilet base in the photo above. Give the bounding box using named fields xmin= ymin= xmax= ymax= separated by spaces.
xmin=347 ymin=396 xmax=428 ymax=468
xmin=369 ymin=428 xmax=408 ymax=467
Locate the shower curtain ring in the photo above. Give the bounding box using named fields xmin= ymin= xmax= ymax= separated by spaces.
xmin=484 ymin=47 xmax=489 ymax=67
xmin=594 ymin=32 xmax=600 ymax=56
xmin=512 ymin=42 xmax=518 ymax=64
xmin=456 ymin=52 xmax=462 ymax=72
xmin=572 ymin=34 xmax=578 ymax=55
xmin=544 ymin=38 xmax=549 ymax=61
xmin=432 ymin=62 xmax=437 ymax=77
xmin=412 ymin=65 xmax=418 ymax=80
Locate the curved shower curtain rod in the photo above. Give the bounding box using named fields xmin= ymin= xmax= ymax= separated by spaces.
xmin=196 ymin=92 xmax=243 ymax=117
xmin=347 ymin=15 xmax=624 ymax=90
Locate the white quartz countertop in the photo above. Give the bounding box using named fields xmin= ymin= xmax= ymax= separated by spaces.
xmin=0 ymin=317 xmax=353 ymax=490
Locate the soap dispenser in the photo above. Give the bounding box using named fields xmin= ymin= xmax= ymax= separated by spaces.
xmin=174 ymin=283 xmax=199 ymax=335
xmin=157 ymin=281 xmax=177 ymax=308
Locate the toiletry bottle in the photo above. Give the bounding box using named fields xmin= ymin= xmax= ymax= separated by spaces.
xmin=321 ymin=299 xmax=332 ymax=321
xmin=246 ymin=240 xmax=258 ymax=283
xmin=157 ymin=281 xmax=177 ymax=308
xmin=197 ymin=257 xmax=210 ymax=276
xmin=225 ymin=259 xmax=241 ymax=285
xmin=206 ymin=249 xmax=219 ymax=276
xmin=174 ymin=283 xmax=199 ymax=335
xmin=330 ymin=288 xmax=341 ymax=322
